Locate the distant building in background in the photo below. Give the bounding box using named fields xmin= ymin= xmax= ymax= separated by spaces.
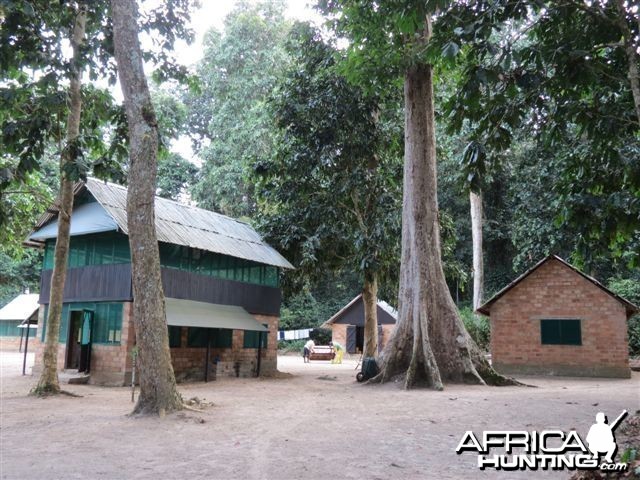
xmin=26 ymin=178 xmax=293 ymax=385
xmin=0 ymin=293 xmax=39 ymax=350
xmin=477 ymin=255 xmax=638 ymax=378
xmin=322 ymin=294 xmax=397 ymax=354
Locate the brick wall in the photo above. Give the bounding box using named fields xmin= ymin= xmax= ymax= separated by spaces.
xmin=331 ymin=324 xmax=347 ymax=347
xmin=0 ymin=336 xmax=29 ymax=351
xmin=32 ymin=302 xmax=133 ymax=386
xmin=92 ymin=301 xmax=133 ymax=385
xmin=168 ymin=314 xmax=279 ymax=381
xmin=32 ymin=301 xmax=279 ymax=385
xmin=489 ymin=259 xmax=630 ymax=378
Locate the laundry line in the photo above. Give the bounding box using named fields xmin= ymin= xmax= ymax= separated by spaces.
xmin=277 ymin=328 xmax=314 ymax=341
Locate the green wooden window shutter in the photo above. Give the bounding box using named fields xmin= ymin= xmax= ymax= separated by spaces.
xmin=187 ymin=327 xmax=209 ymax=348
xmin=243 ymin=325 xmax=268 ymax=349
xmin=540 ymin=319 xmax=582 ymax=346
xmin=211 ymin=328 xmax=233 ymax=348
xmin=168 ymin=326 xmax=182 ymax=348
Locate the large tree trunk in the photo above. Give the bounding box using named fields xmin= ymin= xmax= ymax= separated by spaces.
xmin=112 ymin=0 xmax=182 ymax=415
xmin=362 ymin=271 xmax=378 ymax=357
xmin=470 ymin=190 xmax=484 ymax=311
xmin=32 ymin=4 xmax=86 ymax=396
xmin=372 ymin=55 xmax=515 ymax=389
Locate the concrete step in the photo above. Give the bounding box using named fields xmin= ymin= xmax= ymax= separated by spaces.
xmin=59 ymin=370 xmax=90 ymax=384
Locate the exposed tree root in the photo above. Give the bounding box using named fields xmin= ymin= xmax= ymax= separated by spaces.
xmin=473 ymin=358 xmax=528 ymax=387
xmin=130 ymin=390 xmax=184 ymax=416
xmin=30 ymin=385 xmax=83 ymax=398
xmin=371 ymin=332 xmax=525 ymax=389
xmin=182 ymin=404 xmax=204 ymax=413
xmin=30 ymin=384 xmax=61 ymax=397
xmin=59 ymin=389 xmax=83 ymax=397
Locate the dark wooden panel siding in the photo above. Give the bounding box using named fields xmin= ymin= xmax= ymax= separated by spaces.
xmin=333 ymin=300 xmax=396 ymax=326
xmin=40 ymin=264 xmax=133 ymax=304
xmin=160 ymin=268 xmax=281 ymax=316
xmin=40 ymin=264 xmax=281 ymax=316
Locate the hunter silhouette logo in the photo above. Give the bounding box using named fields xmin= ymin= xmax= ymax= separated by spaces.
xmin=586 ymin=410 xmax=627 ymax=463
xmin=456 ymin=409 xmax=629 ymax=472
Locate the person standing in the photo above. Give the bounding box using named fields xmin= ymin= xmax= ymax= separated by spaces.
xmin=303 ymin=339 xmax=315 ymax=363
xmin=330 ymin=341 xmax=344 ymax=364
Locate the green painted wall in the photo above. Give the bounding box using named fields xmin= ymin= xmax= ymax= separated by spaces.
xmin=43 ymin=232 xmax=130 ymax=270
xmin=41 ymin=302 xmax=123 ymax=345
xmin=43 ymin=233 xmax=279 ymax=287
xmin=0 ymin=321 xmax=36 ymax=337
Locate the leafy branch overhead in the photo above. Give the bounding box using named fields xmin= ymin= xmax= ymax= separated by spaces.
xmin=0 ymin=0 xmax=196 ymax=202
xmin=439 ymin=0 xmax=640 ymax=264
xmin=255 ymin=22 xmax=402 ymax=293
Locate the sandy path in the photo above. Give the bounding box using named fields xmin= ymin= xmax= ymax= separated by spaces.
xmin=1 ymin=352 xmax=638 ymax=480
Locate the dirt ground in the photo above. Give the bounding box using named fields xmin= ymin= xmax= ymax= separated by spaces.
xmin=1 ymin=351 xmax=639 ymax=480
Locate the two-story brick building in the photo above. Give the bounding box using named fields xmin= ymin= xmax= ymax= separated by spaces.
xmin=28 ymin=178 xmax=293 ymax=385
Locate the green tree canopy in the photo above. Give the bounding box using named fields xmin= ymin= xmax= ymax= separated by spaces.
xmin=187 ymin=0 xmax=291 ymax=218
xmin=256 ymin=22 xmax=402 ymax=293
xmin=442 ymin=0 xmax=640 ymax=267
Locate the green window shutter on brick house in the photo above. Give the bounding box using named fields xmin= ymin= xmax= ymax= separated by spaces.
xmin=168 ymin=326 xmax=182 ymax=348
xmin=212 ymin=328 xmax=233 ymax=348
xmin=243 ymin=324 xmax=268 ymax=349
xmin=187 ymin=327 xmax=233 ymax=348
xmin=540 ymin=319 xmax=582 ymax=346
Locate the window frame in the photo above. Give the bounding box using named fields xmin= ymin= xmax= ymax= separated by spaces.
xmin=540 ymin=318 xmax=582 ymax=346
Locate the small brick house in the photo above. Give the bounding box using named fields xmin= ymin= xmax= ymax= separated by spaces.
xmin=27 ymin=178 xmax=293 ymax=385
xmin=477 ymin=255 xmax=638 ymax=378
xmin=322 ymin=294 xmax=397 ymax=354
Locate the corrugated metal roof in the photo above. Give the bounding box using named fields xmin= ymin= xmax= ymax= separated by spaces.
xmin=0 ymin=294 xmax=40 ymax=321
xmin=30 ymin=178 xmax=293 ymax=269
xmin=165 ymin=298 xmax=267 ymax=331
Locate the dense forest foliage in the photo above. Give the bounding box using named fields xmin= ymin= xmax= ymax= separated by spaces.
xmin=1 ymin=0 xmax=638 ymax=350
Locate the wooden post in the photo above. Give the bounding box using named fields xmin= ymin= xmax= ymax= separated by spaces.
xmin=205 ymin=329 xmax=211 ymax=383
xmin=22 ymin=325 xmax=31 ymax=376
xmin=19 ymin=326 xmax=24 ymax=353
xmin=256 ymin=331 xmax=263 ymax=377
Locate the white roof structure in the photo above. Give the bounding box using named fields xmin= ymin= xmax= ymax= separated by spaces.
xmin=28 ymin=178 xmax=293 ymax=269
xmin=322 ymin=294 xmax=398 ymax=326
xmin=0 ymin=294 xmax=39 ymax=321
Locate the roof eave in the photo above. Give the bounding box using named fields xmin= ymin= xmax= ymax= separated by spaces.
xmin=324 ymin=294 xmax=363 ymax=326
xmin=476 ymin=254 xmax=640 ymax=316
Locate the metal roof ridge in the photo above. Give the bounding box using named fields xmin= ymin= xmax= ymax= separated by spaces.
xmin=86 ymin=177 xmax=253 ymax=227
